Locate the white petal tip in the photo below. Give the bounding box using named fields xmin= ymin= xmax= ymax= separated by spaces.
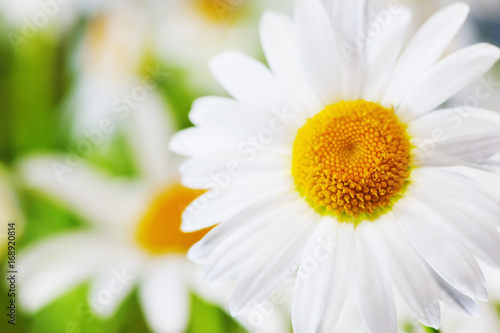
xmin=209 ymin=50 xmax=243 ymax=74
xmin=451 ymin=2 xmax=471 ymax=15
xmin=228 ymin=300 xmax=245 ymax=317
xmin=167 ymin=132 xmax=185 ymax=156
xmin=186 ymin=243 xmax=206 ymax=264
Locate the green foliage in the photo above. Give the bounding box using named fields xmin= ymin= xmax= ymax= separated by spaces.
xmin=423 ymin=325 xmax=440 ymax=333
xmin=16 ymin=189 xmax=87 ymax=251
xmin=187 ymin=293 xmax=245 ymax=333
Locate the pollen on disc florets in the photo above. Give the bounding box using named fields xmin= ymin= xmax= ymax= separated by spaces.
xmin=292 ymin=100 xmax=412 ymax=222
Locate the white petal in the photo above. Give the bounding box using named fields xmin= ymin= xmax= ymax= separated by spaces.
xmin=355 ymin=222 xmax=398 ymax=333
xmin=316 ymin=223 xmax=356 ymax=332
xmin=331 ymin=0 xmax=368 ymax=99
xmin=125 ymin=93 xmax=176 ymax=183
xmin=411 ymin=167 xmax=500 ymax=229
xmin=409 ymin=107 xmax=500 ymax=142
xmin=393 ymin=193 xmax=487 ymax=301
xmin=19 ymin=233 xmax=105 ymax=312
xmin=209 ymin=51 xmax=307 ymax=119
xmin=364 ymin=9 xmax=412 ymax=102
xmin=229 ymin=205 xmax=319 ymax=315
xmin=399 ymin=43 xmax=500 ymax=121
xmin=189 ymin=96 xmax=270 ymax=131
xmin=18 ymin=155 xmax=148 ymax=231
xmin=189 ymin=192 xmax=299 ymax=264
xmin=410 ymin=173 xmax=500 ymax=267
xmin=199 ymin=200 xmax=309 ymax=283
xmin=88 ymin=247 xmax=141 ymax=318
xmin=169 ymin=127 xmax=244 ymax=157
xmin=293 ymin=220 xmax=356 ymax=332
xmin=139 ymin=260 xmax=190 ymax=333
xmin=294 ymin=0 xmax=341 ymax=105
xmin=179 ymin=156 xmax=289 ymax=189
xmin=414 ymin=131 xmax=500 ymax=166
xmin=381 ymin=3 xmax=470 ymax=107
xmin=450 ymin=166 xmax=500 ymax=203
xmin=260 ymin=11 xmax=323 ymax=115
xmin=432 ymin=271 xmax=481 ymax=317
xmin=292 ymin=219 xmax=338 ymax=332
xmin=181 ymin=173 xmax=293 ymax=232
xmin=378 ymin=213 xmax=442 ymax=328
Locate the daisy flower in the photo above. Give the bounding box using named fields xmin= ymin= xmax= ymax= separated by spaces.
xmin=170 ymin=1 xmax=500 ymax=332
xmin=17 ymin=94 xmax=288 ymax=333
xmin=150 ymin=0 xmax=291 ymax=92
xmin=68 ymin=4 xmax=150 ymax=137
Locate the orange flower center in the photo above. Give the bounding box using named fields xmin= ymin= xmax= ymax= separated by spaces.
xmin=136 ymin=184 xmax=210 ymax=255
xmin=193 ymin=0 xmax=248 ymax=23
xmin=292 ymin=100 xmax=412 ymax=222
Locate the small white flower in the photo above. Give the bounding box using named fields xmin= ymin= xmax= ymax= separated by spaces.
xmin=17 ymin=94 xmax=288 ymax=333
xmin=151 ymin=0 xmax=292 ymax=92
xmin=170 ymin=1 xmax=500 ymax=332
xmin=68 ymin=4 xmax=151 ymax=138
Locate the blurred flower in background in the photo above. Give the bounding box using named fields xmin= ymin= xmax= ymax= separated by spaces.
xmin=151 ymin=0 xmax=292 ymax=93
xmin=16 ymin=97 xmax=288 ymax=332
xmin=0 ymin=0 xmax=293 ymax=331
xmin=68 ymin=4 xmax=149 ymax=138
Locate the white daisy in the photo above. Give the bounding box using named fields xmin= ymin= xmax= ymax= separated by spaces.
xmin=17 ymin=93 xmax=288 ymax=333
xmin=170 ymin=1 xmax=500 ymax=332
xmin=68 ymin=3 xmax=151 ymax=137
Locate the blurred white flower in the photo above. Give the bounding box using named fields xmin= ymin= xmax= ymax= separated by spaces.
xmin=68 ymin=5 xmax=151 ymax=138
xmin=150 ymin=0 xmax=292 ymax=92
xmin=17 ymin=93 xmax=288 ymax=333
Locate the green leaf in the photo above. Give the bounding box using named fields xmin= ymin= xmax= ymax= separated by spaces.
xmin=423 ymin=325 xmax=440 ymax=333
xmin=16 ymin=189 xmax=87 ymax=251
xmin=187 ymin=293 xmax=246 ymax=333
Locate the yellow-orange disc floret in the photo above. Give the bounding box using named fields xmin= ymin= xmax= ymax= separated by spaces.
xmin=292 ymin=100 xmax=412 ymax=222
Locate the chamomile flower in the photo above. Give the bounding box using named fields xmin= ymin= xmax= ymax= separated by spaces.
xmin=68 ymin=4 xmax=149 ymax=137
xmin=150 ymin=0 xmax=291 ymax=92
xmin=17 ymin=94 xmax=288 ymax=333
xmin=170 ymin=1 xmax=500 ymax=332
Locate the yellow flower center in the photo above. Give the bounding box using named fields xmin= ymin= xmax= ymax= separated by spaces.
xmin=136 ymin=184 xmax=210 ymax=255
xmin=292 ymin=100 xmax=412 ymax=222
xmin=193 ymin=0 xmax=248 ymax=23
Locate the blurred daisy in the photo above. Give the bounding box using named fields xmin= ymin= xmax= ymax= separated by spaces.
xmin=170 ymin=1 xmax=500 ymax=332
xmin=68 ymin=4 xmax=150 ymax=138
xmin=18 ymin=94 xmax=288 ymax=333
xmin=150 ymin=0 xmax=291 ymax=92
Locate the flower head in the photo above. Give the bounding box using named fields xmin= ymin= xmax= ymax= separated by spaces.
xmin=170 ymin=1 xmax=500 ymax=332
xmin=18 ymin=93 xmax=288 ymax=333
